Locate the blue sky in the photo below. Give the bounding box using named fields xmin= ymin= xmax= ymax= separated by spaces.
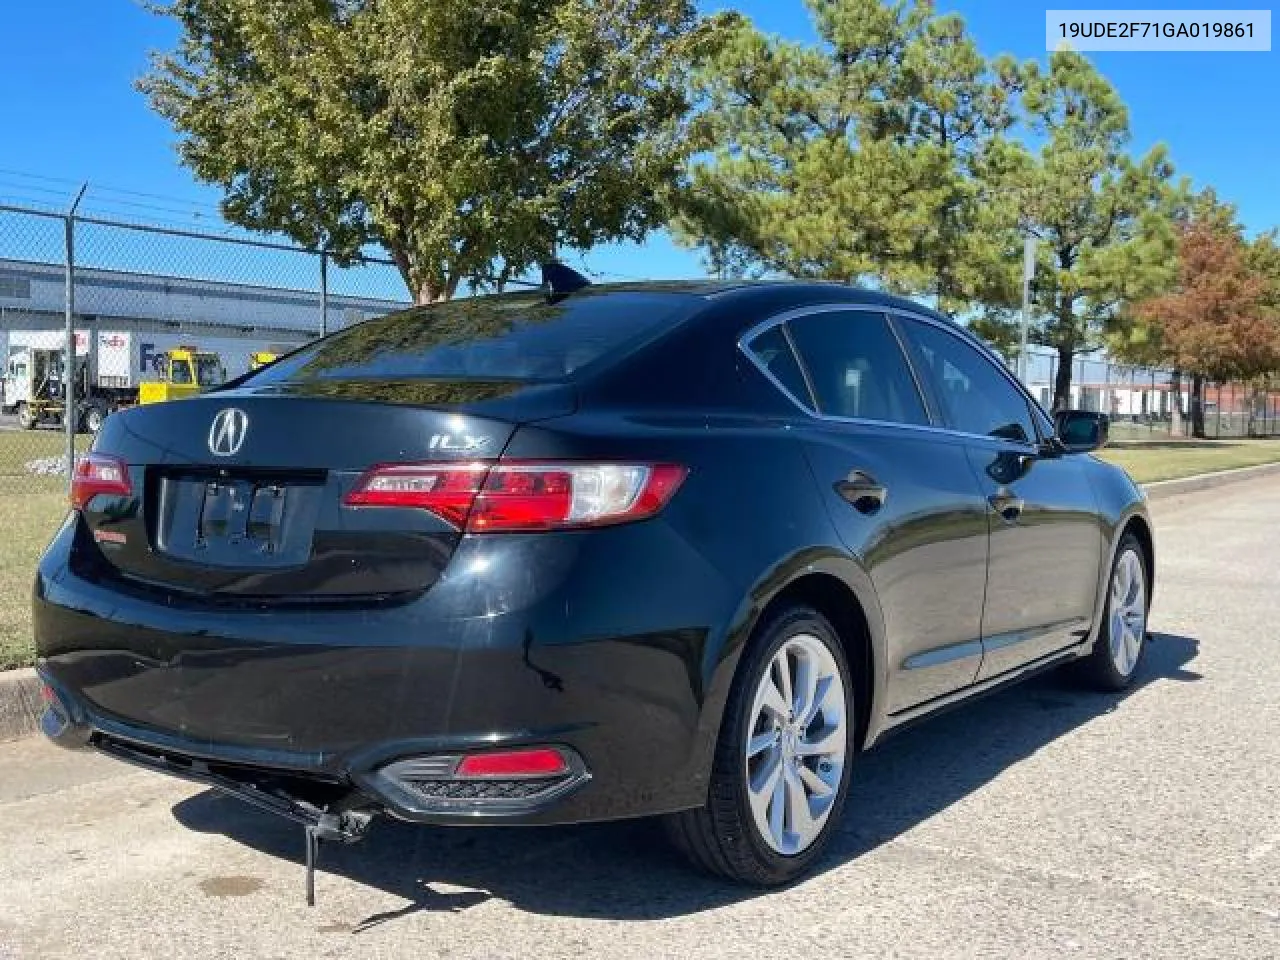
xmin=0 ymin=1 xmax=1275 ymax=289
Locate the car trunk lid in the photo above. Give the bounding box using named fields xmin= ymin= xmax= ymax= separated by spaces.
xmin=79 ymin=380 xmax=572 ymax=602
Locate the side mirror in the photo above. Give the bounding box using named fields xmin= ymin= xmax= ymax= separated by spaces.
xmin=1054 ymin=410 xmax=1109 ymax=453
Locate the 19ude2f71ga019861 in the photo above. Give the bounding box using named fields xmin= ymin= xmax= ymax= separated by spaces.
xmin=34 ymin=270 xmax=1152 ymax=896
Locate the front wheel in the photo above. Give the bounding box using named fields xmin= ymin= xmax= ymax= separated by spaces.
xmin=664 ymin=605 xmax=855 ymax=885
xmin=1077 ymin=533 xmax=1149 ymax=691
xmin=16 ymin=403 xmax=36 ymax=430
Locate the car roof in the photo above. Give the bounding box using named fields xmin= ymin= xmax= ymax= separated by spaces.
xmin=575 ymin=279 xmax=952 ymax=322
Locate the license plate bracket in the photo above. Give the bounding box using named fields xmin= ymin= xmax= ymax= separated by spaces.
xmin=155 ymin=471 xmax=322 ymax=569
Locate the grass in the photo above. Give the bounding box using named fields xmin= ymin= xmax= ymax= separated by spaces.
xmin=0 ymin=491 xmax=67 ymax=670
xmin=1098 ymin=437 xmax=1280 ymax=483
xmin=0 ymin=430 xmax=82 ymax=669
xmin=0 ymin=431 xmax=1277 ymax=670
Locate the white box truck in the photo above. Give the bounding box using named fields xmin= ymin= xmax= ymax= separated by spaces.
xmin=2 ymin=329 xmax=311 ymax=432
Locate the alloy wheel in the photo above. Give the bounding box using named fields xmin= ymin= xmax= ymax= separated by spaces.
xmin=1109 ymin=549 xmax=1147 ymax=677
xmin=744 ymin=632 xmax=848 ymax=855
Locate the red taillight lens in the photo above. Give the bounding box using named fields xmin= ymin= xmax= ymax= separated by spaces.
xmin=344 ymin=461 xmax=687 ymax=533
xmin=455 ymin=747 xmax=570 ymax=778
xmin=341 ymin=463 xmax=488 ymax=527
xmin=70 ymin=453 xmax=132 ymax=510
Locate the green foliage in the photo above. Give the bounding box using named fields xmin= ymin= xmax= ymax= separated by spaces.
xmin=673 ymin=0 xmax=1022 ymax=311
xmin=977 ymin=51 xmax=1180 ymax=408
xmin=141 ymin=0 xmax=717 ymax=302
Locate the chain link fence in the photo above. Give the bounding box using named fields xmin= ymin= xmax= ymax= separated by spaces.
xmin=0 ymin=202 xmax=407 ymax=494
xmin=3 ymin=198 xmax=1278 ymax=497
xmin=1023 ymin=346 xmax=1280 ymax=442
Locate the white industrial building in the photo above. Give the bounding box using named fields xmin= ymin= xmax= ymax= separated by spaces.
xmin=0 ymin=257 xmax=407 ymax=363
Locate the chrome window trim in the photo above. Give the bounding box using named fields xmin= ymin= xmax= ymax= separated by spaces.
xmin=737 ymin=302 xmax=1041 ymax=451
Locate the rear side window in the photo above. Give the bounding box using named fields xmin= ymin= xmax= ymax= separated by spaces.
xmin=745 ymin=325 xmax=813 ymax=409
xmin=897 ymin=317 xmax=1037 ymax=445
xmin=249 ymin=291 xmax=693 ymax=384
xmin=786 ymin=310 xmax=928 ymax=425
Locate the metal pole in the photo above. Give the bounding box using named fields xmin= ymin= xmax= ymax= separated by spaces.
xmin=1018 ymin=234 xmax=1036 ymax=383
xmin=64 ymin=183 xmax=87 ymax=493
xmin=319 ymin=251 xmax=329 ymax=338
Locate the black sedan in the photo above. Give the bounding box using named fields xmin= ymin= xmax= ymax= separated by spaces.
xmin=35 ymin=274 xmax=1152 ymax=890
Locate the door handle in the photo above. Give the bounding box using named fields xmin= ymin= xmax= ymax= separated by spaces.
xmin=835 ymin=471 xmax=887 ymax=514
xmin=988 ymin=492 xmax=1024 ymax=522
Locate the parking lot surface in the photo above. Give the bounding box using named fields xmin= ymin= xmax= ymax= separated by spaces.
xmin=0 ymin=477 xmax=1277 ymax=959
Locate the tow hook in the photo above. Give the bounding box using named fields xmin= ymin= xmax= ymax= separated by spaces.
xmin=300 ymin=806 xmax=374 ymax=907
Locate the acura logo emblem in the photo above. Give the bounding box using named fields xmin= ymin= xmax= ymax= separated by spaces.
xmin=208 ymin=408 xmax=249 ymax=457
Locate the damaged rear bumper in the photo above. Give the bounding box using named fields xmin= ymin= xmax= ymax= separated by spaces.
xmin=38 ymin=668 xmax=593 ymax=827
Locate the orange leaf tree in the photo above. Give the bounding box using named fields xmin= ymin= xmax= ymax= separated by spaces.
xmin=1133 ymin=221 xmax=1280 ymax=437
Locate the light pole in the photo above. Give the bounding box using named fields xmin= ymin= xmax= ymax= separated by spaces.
xmin=64 ymin=183 xmax=88 ymax=491
xmin=1018 ymin=232 xmax=1036 ymax=384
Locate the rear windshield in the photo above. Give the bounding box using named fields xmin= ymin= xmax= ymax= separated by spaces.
xmin=247 ymin=290 xmax=693 ymax=384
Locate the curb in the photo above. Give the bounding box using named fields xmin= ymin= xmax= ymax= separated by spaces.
xmin=0 ymin=458 xmax=1276 ymax=743
xmin=1141 ymin=459 xmax=1280 ymax=501
xmin=0 ymin=667 xmax=41 ymax=743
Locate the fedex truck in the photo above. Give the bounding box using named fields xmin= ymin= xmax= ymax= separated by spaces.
xmin=2 ymin=329 xmax=311 ymax=432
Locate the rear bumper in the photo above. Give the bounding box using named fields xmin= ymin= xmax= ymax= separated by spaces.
xmin=34 ymin=513 xmax=737 ymax=826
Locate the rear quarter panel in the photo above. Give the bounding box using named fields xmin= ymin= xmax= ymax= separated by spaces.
xmin=501 ymin=410 xmax=884 ymax=804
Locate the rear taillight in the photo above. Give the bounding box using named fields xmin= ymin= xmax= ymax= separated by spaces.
xmin=343 ymin=461 xmax=686 ymax=533
xmin=341 ymin=463 xmax=488 ymax=527
xmin=70 ymin=453 xmax=132 ymax=510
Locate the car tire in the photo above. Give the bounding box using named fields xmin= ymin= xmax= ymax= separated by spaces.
xmin=81 ymin=404 xmax=106 ymax=435
xmin=664 ymin=604 xmax=855 ymax=886
xmin=1076 ymin=533 xmax=1150 ymax=691
xmin=16 ymin=403 xmax=35 ymax=430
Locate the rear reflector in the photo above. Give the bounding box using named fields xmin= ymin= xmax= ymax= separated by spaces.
xmin=455 ymin=747 xmax=570 ymax=778
xmin=344 ymin=461 xmax=686 ymax=533
xmin=70 ymin=453 xmax=132 ymax=510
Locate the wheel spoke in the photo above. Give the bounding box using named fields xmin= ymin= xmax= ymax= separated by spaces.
xmin=784 ymin=767 xmax=815 ymax=842
xmin=802 ymin=675 xmax=834 ymax=727
xmin=1112 ymin=559 xmax=1126 ymax=602
xmin=758 ymin=676 xmax=788 ymax=721
xmin=747 ymin=731 xmax=776 ymax=759
xmin=792 ymin=653 xmax=818 ymax=721
xmin=774 ymin=651 xmax=793 ymax=714
xmin=1125 ymin=627 xmax=1141 ymax=666
xmin=796 ymin=723 xmax=843 ymax=758
xmin=748 ymin=754 xmax=783 ymax=831
xmin=767 ymin=768 xmax=786 ymax=845
xmin=797 ymin=763 xmax=834 ymax=799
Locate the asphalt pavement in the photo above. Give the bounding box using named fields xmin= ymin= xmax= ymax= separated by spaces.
xmin=0 ymin=477 xmax=1277 ymax=959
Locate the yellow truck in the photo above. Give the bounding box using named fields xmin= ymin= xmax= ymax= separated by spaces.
xmin=249 ymin=351 xmax=279 ymax=371
xmin=138 ymin=347 xmax=227 ymax=405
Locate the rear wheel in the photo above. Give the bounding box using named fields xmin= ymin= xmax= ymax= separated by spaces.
xmin=16 ymin=403 xmax=35 ymax=430
xmin=664 ymin=605 xmax=854 ymax=885
xmin=1077 ymin=533 xmax=1149 ymax=690
xmin=81 ymin=403 xmax=106 ymax=435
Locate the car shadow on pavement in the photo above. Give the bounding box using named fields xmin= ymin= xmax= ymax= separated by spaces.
xmin=171 ymin=631 xmax=1200 ymax=927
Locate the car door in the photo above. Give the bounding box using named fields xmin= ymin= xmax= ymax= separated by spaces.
xmin=893 ymin=314 xmax=1107 ymax=680
xmin=744 ymin=307 xmax=991 ymax=714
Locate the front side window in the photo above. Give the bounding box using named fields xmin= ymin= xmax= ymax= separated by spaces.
xmin=785 ymin=310 xmax=928 ymax=426
xmin=897 ymin=317 xmax=1037 ymax=445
